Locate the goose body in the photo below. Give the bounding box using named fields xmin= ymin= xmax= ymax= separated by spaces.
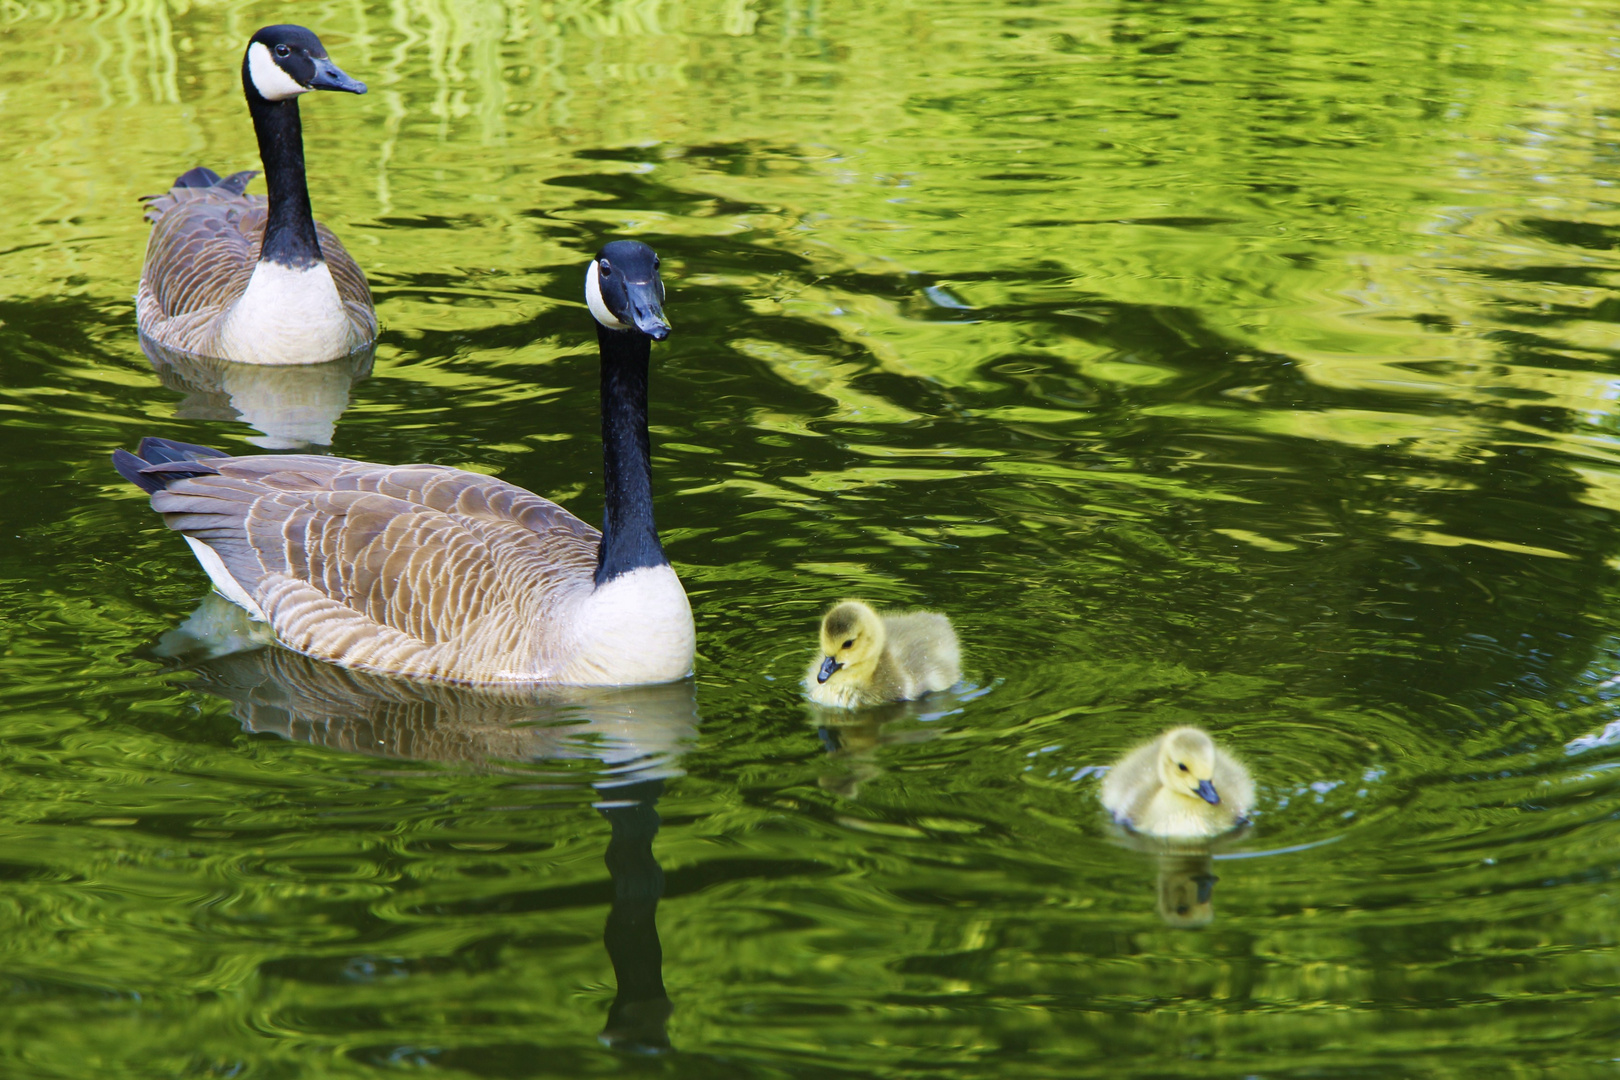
xmin=805 ymin=599 xmax=960 ymax=708
xmin=137 ymin=26 xmax=376 ymax=365
xmin=114 ymin=242 xmax=693 ymax=687
xmin=1100 ymin=726 xmax=1253 ymax=840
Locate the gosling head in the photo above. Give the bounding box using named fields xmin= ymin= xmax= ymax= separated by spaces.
xmin=243 ymin=25 xmax=366 ymax=103
xmin=1158 ymin=727 xmax=1221 ymax=806
xmin=586 ymin=241 xmax=670 ymax=340
xmin=816 ymin=600 xmax=886 ymax=687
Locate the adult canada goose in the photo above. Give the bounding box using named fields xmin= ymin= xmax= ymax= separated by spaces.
xmin=1100 ymin=726 xmax=1254 ymax=840
xmin=137 ymin=24 xmax=376 ymax=365
xmin=113 ymin=241 xmax=694 ymax=686
xmin=805 ymin=599 xmax=960 ymax=708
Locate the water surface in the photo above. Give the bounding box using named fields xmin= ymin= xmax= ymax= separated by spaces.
xmin=5 ymin=0 xmax=1620 ymax=1075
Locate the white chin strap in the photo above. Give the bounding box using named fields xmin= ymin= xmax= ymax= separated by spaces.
xmin=586 ymin=260 xmax=632 ymax=330
xmin=247 ymin=42 xmax=311 ymax=101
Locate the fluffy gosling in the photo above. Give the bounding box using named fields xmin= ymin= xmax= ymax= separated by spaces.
xmin=805 ymin=600 xmax=960 ymax=709
xmin=1100 ymin=726 xmax=1253 ymax=840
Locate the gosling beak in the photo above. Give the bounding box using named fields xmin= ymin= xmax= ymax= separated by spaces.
xmin=817 ymin=655 xmax=842 ymax=684
xmin=1195 ymin=873 xmax=1218 ymax=905
xmin=308 ymin=57 xmax=367 ymax=94
xmin=1197 ymin=779 xmax=1220 ymax=806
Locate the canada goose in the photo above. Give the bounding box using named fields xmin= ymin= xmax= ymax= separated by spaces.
xmin=142 ymin=335 xmax=373 ymax=449
xmin=805 ymin=599 xmax=960 ymax=708
xmin=113 ymin=241 xmax=694 ymax=687
xmin=1100 ymin=726 xmax=1254 ymax=840
xmin=137 ymin=24 xmax=376 ymax=366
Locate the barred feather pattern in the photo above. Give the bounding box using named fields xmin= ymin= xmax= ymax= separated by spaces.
xmin=145 ymin=454 xmax=695 ymax=685
xmin=136 ymin=181 xmax=377 ymax=361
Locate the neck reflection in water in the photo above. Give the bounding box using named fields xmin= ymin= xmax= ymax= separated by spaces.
xmin=150 ymin=594 xmax=693 ymax=1053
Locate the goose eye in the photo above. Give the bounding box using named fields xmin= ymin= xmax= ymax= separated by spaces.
xmin=842 ymin=639 xmax=854 ymax=649
xmin=654 ymin=256 xmax=661 ymax=269
xmin=599 ymin=260 xmax=612 ymax=277
xmin=1177 ymin=763 xmax=1188 ymax=772
xmin=274 ymin=43 xmax=291 ymax=57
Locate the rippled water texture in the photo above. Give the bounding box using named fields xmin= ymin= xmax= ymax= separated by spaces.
xmin=6 ymin=0 xmax=1620 ymax=1075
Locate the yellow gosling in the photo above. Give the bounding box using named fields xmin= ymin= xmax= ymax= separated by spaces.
xmin=1100 ymin=726 xmax=1253 ymax=840
xmin=804 ymin=600 xmax=960 ymax=709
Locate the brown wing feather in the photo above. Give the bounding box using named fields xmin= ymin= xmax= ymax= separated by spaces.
xmin=140 ymin=189 xmax=263 ymax=322
xmin=148 ymin=456 xmax=602 ymax=681
xmin=138 ymin=181 xmax=378 ymax=356
xmin=316 ymin=223 xmax=378 ymax=341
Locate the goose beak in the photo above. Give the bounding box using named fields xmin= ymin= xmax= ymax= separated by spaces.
xmin=625 ymin=283 xmax=670 ymax=341
xmin=308 ymin=57 xmax=366 ymax=94
xmin=817 ymin=655 xmax=842 ymax=684
xmin=1197 ymin=779 xmax=1220 ymax=805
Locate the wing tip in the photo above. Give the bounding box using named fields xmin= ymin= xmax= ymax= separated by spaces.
xmin=113 ymin=438 xmax=230 ymax=494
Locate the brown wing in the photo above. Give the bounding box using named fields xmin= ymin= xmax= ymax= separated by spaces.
xmin=149 ymin=456 xmax=602 ymax=679
xmin=316 ymin=223 xmax=379 ymax=341
xmin=141 ymin=188 xmax=265 ymax=321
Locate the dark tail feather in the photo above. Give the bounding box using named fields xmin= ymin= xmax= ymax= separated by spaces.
xmin=217 ymin=170 xmax=258 ymax=195
xmin=113 ymin=438 xmax=229 ymax=495
xmin=173 ymin=166 xmax=223 ymax=189
xmin=136 ymin=437 xmax=228 ymax=465
xmin=112 ymin=449 xmax=166 ymax=494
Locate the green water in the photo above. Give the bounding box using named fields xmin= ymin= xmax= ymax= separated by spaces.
xmin=5 ymin=0 xmax=1620 ymax=1074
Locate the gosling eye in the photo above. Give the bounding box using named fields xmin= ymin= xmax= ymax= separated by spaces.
xmin=274 ymin=43 xmax=291 ymax=58
xmin=842 ymin=639 xmax=854 ymax=650
xmin=1178 ymin=763 xmax=1189 ymax=772
xmin=599 ymin=259 xmax=612 ymax=277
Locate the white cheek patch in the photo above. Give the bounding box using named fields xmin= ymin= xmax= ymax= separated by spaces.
xmin=248 ymin=42 xmax=310 ymax=101
xmin=586 ymin=260 xmax=631 ymax=330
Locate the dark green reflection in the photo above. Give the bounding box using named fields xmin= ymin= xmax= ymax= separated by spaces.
xmin=159 ymin=608 xmax=692 ymax=1060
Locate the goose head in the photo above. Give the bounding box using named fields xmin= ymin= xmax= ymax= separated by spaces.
xmin=816 ymin=600 xmax=886 ymax=687
xmin=587 ymin=241 xmax=670 ymax=340
xmin=244 ymin=25 xmax=366 ymax=103
xmin=1157 ymin=727 xmax=1221 ymax=806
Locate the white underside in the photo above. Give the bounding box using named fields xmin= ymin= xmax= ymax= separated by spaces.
xmin=184 ymin=536 xmax=268 ymax=622
xmin=555 ymin=564 xmax=695 ymax=685
xmin=217 ymin=261 xmax=356 ymax=365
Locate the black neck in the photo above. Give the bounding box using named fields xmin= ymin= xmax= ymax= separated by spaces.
xmin=595 ymin=324 xmax=667 ymax=585
xmin=242 ymin=67 xmax=324 ymax=268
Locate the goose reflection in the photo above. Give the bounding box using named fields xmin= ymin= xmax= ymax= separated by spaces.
xmin=151 ymin=596 xmax=693 ymax=1052
xmin=141 ymin=334 xmax=374 ymax=449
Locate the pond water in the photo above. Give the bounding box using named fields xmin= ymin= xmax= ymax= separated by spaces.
xmin=4 ymin=0 xmax=1620 ymax=1075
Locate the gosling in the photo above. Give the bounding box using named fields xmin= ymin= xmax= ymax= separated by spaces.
xmin=805 ymin=600 xmax=960 ymax=709
xmin=1100 ymin=726 xmax=1253 ymax=840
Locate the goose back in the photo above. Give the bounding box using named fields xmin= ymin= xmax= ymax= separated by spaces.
xmin=137 ymin=171 xmax=376 ymax=363
xmin=116 ymin=441 xmax=693 ymax=685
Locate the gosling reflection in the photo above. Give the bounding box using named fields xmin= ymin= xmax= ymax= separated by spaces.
xmin=1156 ymin=853 xmax=1218 ymax=929
xmin=153 ymin=607 xmax=692 ymax=1052
xmin=814 ymin=697 xmax=946 ymax=800
xmin=142 ymin=334 xmax=373 ymax=449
